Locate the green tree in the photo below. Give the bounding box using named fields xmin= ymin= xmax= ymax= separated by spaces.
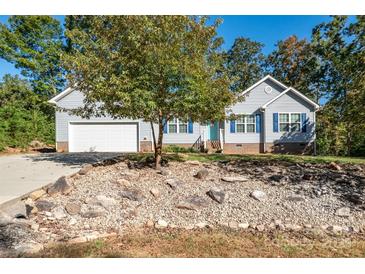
xmin=312 ymin=16 xmax=365 ymax=156
xmin=63 ymin=16 xmax=234 ymax=168
xmin=266 ymin=35 xmax=321 ymax=100
xmin=0 ymin=74 xmax=54 ymax=150
xmin=225 ymin=37 xmax=265 ymax=92
xmin=0 ymin=16 xmax=65 ymax=96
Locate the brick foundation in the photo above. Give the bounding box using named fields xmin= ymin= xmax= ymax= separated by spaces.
xmin=56 ymin=142 xmax=69 ymax=152
xmin=56 ymin=140 xmax=313 ymax=155
xmin=223 ymin=143 xmax=262 ymax=154
xmin=266 ymin=142 xmax=313 ymax=155
xmin=223 ymin=142 xmax=313 ymax=155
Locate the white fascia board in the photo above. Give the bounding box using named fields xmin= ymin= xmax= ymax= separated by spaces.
xmin=48 ymin=87 xmax=74 ymax=104
xmin=240 ymin=75 xmax=288 ymax=96
xmin=261 ymin=87 xmax=320 ymax=109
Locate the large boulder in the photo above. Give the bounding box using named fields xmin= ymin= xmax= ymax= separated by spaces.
xmin=165 ymin=178 xmax=184 ymax=190
xmin=194 ymin=169 xmax=209 ymax=180
xmin=81 ymin=207 xmax=106 ymax=218
xmin=206 ymin=188 xmax=225 ymax=204
xmin=221 ymin=176 xmax=248 ymax=183
xmin=2 ymin=200 xmax=27 ymax=219
xmin=35 ymin=200 xmax=55 ymax=212
xmin=52 ymin=206 xmax=67 ymax=220
xmin=47 ymin=176 xmax=73 ymax=195
xmin=29 ymin=189 xmax=46 ymax=200
xmin=78 ymin=164 xmax=93 ymax=175
xmin=155 ymin=219 xmax=168 ymax=228
xmin=95 ymin=195 xmax=117 ymax=209
xmin=65 ymin=202 xmax=81 ymax=215
xmin=268 ymin=174 xmax=285 ymax=183
xmin=176 ymin=195 xmax=208 ymax=210
xmin=335 ymin=207 xmax=351 ymax=217
xmin=120 ymin=189 xmax=144 ymax=202
xmin=329 ymin=162 xmax=342 ymax=171
xmin=150 ymin=188 xmax=161 ymax=198
xmin=250 ymin=190 xmax=267 ymax=201
xmin=14 ymin=242 xmax=43 ymax=255
xmin=0 ymin=211 xmax=12 ymax=226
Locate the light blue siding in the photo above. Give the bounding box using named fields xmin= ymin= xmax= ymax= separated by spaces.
xmin=264 ymin=91 xmax=315 ymax=143
xmin=151 ymin=122 xmax=202 ymax=144
xmin=227 ymin=79 xmax=285 ymax=114
xmin=225 ymin=79 xmax=286 ymax=144
xmin=55 ymin=90 xmax=151 ymax=143
xmin=54 ymin=89 xmax=202 ymax=145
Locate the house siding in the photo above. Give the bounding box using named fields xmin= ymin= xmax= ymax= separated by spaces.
xmin=224 ymin=79 xmax=286 ymax=144
xmin=153 ymin=122 xmax=202 ymax=144
xmin=264 ymin=91 xmax=316 ymax=144
xmin=54 ymin=89 xmax=201 ymax=150
xmin=55 ymin=90 xmax=151 ymax=144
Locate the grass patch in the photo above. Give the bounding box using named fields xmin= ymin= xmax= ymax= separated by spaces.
xmin=172 ymin=153 xmax=365 ymax=165
xmin=31 ymin=229 xmax=365 ymax=258
xmin=122 ymin=152 xmax=365 ymax=165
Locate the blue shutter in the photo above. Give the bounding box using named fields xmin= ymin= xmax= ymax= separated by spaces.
xmin=273 ymin=113 xmax=279 ymax=132
xmin=301 ymin=113 xmax=307 ymax=132
xmin=163 ymin=118 xmax=167 ymax=134
xmin=255 ymin=113 xmax=261 ymax=133
xmin=188 ymin=119 xmax=193 ymax=133
xmin=230 ymin=120 xmax=236 ymax=133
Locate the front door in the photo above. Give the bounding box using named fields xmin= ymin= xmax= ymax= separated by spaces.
xmin=209 ymin=121 xmax=218 ymax=140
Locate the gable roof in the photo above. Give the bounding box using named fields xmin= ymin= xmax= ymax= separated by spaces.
xmin=261 ymin=86 xmax=320 ymax=109
xmin=48 ymin=87 xmax=74 ymax=104
xmin=241 ymin=75 xmax=288 ymax=96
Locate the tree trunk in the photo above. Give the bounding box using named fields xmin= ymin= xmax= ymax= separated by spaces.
xmin=154 ymin=117 xmax=164 ymax=170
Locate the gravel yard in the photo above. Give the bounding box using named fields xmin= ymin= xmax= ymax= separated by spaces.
xmin=1 ymin=155 xmax=365 ymax=256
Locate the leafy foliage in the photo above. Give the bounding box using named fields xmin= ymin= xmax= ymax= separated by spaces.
xmin=312 ymin=16 xmax=365 ymax=156
xmin=0 ymin=16 xmax=65 ymax=96
xmin=225 ymin=37 xmax=265 ymax=92
xmin=265 ymin=35 xmax=322 ymax=100
xmin=0 ymin=75 xmax=54 ymax=150
xmin=63 ymin=16 xmax=234 ymax=167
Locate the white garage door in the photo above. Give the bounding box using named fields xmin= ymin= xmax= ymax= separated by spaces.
xmin=68 ymin=122 xmax=138 ymax=152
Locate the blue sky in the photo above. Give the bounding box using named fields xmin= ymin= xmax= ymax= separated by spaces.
xmin=0 ymin=15 xmax=353 ymax=79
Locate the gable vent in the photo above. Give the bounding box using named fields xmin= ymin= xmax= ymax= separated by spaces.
xmin=264 ymin=85 xmax=272 ymax=94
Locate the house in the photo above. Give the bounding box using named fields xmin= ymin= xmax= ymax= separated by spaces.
xmin=48 ymin=75 xmax=319 ymax=154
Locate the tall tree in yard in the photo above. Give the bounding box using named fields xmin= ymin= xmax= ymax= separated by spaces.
xmin=312 ymin=15 xmax=365 ymax=156
xmin=225 ymin=37 xmax=265 ymax=92
xmin=63 ymin=16 xmax=234 ymax=168
xmin=0 ymin=16 xmax=65 ymax=96
xmin=266 ymin=35 xmax=321 ymax=100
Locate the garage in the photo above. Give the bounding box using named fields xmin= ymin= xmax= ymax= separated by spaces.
xmin=68 ymin=122 xmax=138 ymax=152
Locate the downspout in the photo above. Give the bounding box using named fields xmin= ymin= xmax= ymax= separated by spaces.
xmin=260 ymin=107 xmax=266 ymax=153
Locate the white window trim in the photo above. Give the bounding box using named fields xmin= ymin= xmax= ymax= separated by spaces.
xmin=278 ymin=112 xmax=302 ymax=133
xmin=235 ymin=114 xmax=256 ymax=134
xmin=168 ymin=118 xmax=188 ymax=134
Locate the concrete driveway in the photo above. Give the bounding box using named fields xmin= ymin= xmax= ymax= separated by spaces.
xmin=0 ymin=152 xmax=120 ymax=205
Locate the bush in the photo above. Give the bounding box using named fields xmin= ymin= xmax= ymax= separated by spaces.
xmin=162 ymin=144 xmax=198 ymax=153
xmin=0 ymin=75 xmax=55 ymax=151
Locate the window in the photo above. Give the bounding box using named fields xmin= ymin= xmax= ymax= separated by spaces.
xmin=236 ymin=115 xmax=255 ymax=133
xmin=168 ymin=118 xmax=178 ymax=133
xmin=179 ymin=120 xmax=188 ymax=133
xmin=246 ymin=115 xmax=255 ymax=133
xmin=236 ymin=116 xmax=245 ymax=133
xmin=168 ymin=118 xmax=188 ymax=134
xmin=279 ymin=113 xmax=301 ymax=132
